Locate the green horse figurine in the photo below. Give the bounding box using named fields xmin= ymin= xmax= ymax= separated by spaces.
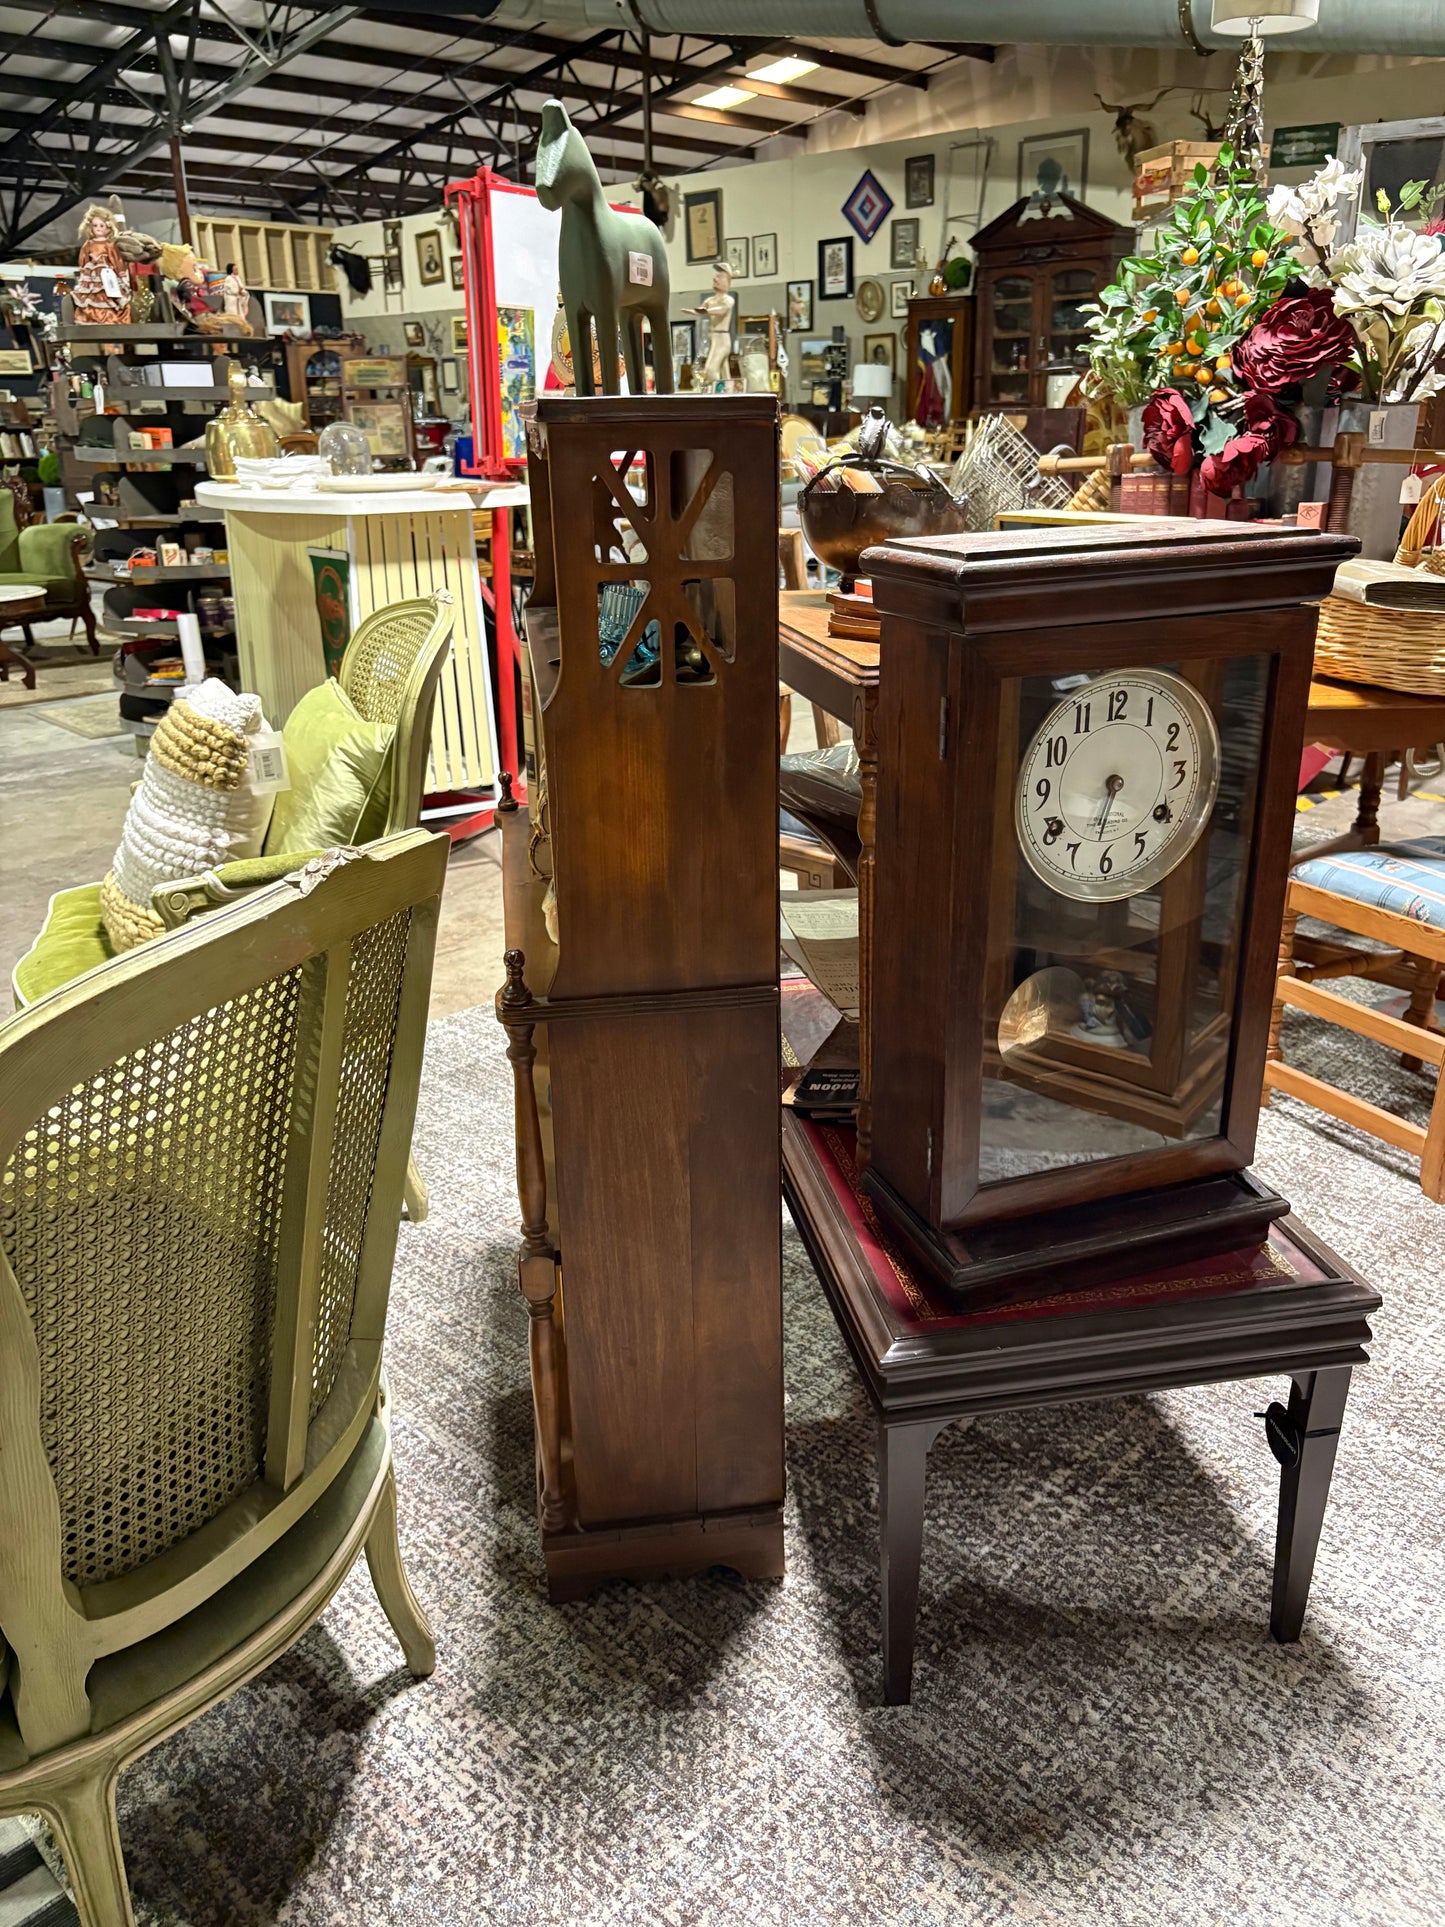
xmin=535 ymin=98 xmax=673 ymax=398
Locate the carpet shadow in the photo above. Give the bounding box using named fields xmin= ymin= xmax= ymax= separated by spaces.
xmin=786 ymin=1391 xmax=1375 ymax=1867
xmin=120 ymin=1625 xmax=427 ymax=1927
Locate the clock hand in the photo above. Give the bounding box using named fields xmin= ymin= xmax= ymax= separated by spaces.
xmin=1094 ymin=773 xmax=1123 ymax=838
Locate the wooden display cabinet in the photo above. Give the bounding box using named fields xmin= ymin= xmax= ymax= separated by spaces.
xmin=284 ymin=335 xmax=364 ymax=431
xmin=903 ymin=293 xmax=973 ymax=434
xmin=970 ymin=196 xmax=1131 ymax=413
xmin=497 ymin=392 xmax=785 ymax=1600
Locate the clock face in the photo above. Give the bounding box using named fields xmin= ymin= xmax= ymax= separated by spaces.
xmin=1014 ymin=670 xmax=1221 ymax=903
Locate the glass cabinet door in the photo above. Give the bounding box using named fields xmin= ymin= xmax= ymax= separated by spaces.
xmin=987 ymin=273 xmax=1034 ymax=405
xmin=1047 ymin=267 xmax=1100 ymax=375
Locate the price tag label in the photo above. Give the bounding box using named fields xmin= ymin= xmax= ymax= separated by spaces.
xmin=1401 ymin=473 xmax=1424 ymax=505
xmin=248 ymin=730 xmax=290 ymax=793
xmin=627 ymin=251 xmax=653 ymax=286
xmin=1368 ymin=410 xmax=1391 ymax=445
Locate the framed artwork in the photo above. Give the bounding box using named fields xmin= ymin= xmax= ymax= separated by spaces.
xmin=863 ymin=332 xmax=896 ymax=374
xmin=449 ymin=256 xmax=464 ymax=290
xmin=798 ymin=339 xmax=831 ymax=387
xmin=1017 ymin=127 xmax=1089 ymax=202
xmin=671 ymin=320 xmax=696 ymax=366
xmin=341 ymin=355 xmax=404 ymax=387
xmin=404 ymin=321 xmax=424 ymax=347
xmin=684 ymin=189 xmax=722 ymax=264
xmin=415 ymin=229 xmax=445 ymax=285
xmin=818 ymin=236 xmax=854 ymax=300
xmin=890 ymin=279 xmax=914 ymax=319
xmin=450 ymin=315 xmax=468 ymax=352
xmin=753 ymin=232 xmax=777 ymax=277
xmin=725 ymin=235 xmax=750 ymax=279
xmin=786 ymin=279 xmax=813 ymax=332
xmin=905 ymin=154 xmax=935 ymax=208
xmin=263 ymin=291 xmax=311 ymax=334
xmin=349 ymin=401 xmax=408 ymax=458
xmin=441 ymin=357 xmax=460 ymax=393
xmin=890 ymin=218 xmax=920 ymax=271
xmin=0 ymin=347 xmax=33 ymax=375
xmin=842 ymin=169 xmax=893 ymax=244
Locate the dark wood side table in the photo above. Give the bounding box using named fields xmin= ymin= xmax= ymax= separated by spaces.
xmin=782 ymin=1110 xmax=1379 ymax=1706
xmin=0 ymin=585 xmax=45 ymax=691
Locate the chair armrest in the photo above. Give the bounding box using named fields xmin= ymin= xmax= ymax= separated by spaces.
xmin=151 ymin=849 xmax=325 ymax=929
xmin=17 ymin=522 xmax=86 ymax=584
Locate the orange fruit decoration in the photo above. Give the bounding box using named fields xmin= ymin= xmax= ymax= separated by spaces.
xmin=1235 ymin=289 xmax=1252 ymax=307
xmin=1251 ymin=249 xmax=1268 ymax=268
xmin=1181 ymin=246 xmax=1200 ymax=265
xmin=1206 ymin=297 xmax=1222 ymax=316
xmin=1209 ymin=386 xmax=1229 ymax=402
xmin=1215 ymin=354 xmax=1232 ymax=371
xmin=1174 ymin=285 xmax=1192 ymax=306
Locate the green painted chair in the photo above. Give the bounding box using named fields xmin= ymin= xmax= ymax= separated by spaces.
xmin=0 ymin=828 xmax=448 ymax=1927
xmin=0 ymin=491 xmax=97 ymax=653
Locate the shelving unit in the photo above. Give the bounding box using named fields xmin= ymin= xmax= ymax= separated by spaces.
xmin=54 ymin=293 xmax=265 ymax=743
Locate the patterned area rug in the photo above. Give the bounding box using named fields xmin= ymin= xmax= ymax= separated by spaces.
xmin=47 ymin=1001 xmax=1445 ymax=1923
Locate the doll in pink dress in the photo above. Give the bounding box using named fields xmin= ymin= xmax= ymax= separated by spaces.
xmin=73 ymin=204 xmax=131 ymax=327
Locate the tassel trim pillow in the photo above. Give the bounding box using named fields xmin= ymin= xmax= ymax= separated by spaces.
xmin=101 ymin=680 xmax=275 ymax=951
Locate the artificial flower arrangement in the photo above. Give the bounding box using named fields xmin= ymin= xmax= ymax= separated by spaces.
xmin=1085 ymin=146 xmax=1445 ymax=498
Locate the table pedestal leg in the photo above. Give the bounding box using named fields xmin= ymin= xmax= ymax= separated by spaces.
xmin=1350 ymin=751 xmax=1385 ymax=845
xmin=1270 ymin=1365 xmax=1351 ymax=1643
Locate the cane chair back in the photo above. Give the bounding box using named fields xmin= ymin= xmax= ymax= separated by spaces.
xmin=0 ymin=830 xmax=446 ymax=1763
xmin=337 ymin=593 xmax=454 ymax=835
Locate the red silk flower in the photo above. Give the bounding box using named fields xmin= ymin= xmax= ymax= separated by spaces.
xmin=1234 ymin=289 xmax=1356 ymax=394
xmin=1141 ymin=387 xmax=1197 ymax=474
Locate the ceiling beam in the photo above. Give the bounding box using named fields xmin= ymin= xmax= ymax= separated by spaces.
xmin=761 ymin=39 xmax=932 ymax=89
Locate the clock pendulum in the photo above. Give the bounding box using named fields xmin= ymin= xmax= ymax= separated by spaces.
xmin=860 ymin=520 xmax=1357 ymax=1310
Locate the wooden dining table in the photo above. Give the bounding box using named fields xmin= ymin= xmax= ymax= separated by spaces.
xmin=0 ymin=584 xmax=46 ymax=692
xmin=778 ymin=586 xmax=1445 ymax=1150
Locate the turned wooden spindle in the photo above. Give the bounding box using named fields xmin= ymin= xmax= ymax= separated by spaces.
xmin=497 ymin=768 xmax=517 ymax=813
xmin=496 ymin=948 xmax=568 ymax=1534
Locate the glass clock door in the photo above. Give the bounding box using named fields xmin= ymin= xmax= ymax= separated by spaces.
xmin=976 ymin=653 xmax=1270 ymax=1186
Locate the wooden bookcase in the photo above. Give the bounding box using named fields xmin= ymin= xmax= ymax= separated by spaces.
xmin=497 ymin=392 xmax=785 ymax=1600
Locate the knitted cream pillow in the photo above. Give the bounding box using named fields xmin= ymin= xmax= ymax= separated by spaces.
xmin=101 ymin=679 xmax=275 ymax=952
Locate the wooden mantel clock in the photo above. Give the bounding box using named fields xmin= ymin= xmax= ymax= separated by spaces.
xmin=862 ymin=522 xmax=1356 ymax=1308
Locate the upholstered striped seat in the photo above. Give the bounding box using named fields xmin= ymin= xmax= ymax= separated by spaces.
xmin=1291 ymin=838 xmax=1445 ymax=928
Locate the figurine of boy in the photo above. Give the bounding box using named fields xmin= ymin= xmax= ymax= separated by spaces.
xmin=688 ymin=261 xmax=735 ymax=392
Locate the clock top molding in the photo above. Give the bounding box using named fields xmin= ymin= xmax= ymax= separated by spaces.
xmin=864 ymin=522 xmax=1356 ymax=634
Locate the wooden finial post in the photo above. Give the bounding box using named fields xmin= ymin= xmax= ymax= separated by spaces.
xmin=498 ymin=769 xmax=517 ymax=813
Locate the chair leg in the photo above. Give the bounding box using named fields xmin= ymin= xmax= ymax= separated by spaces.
xmin=365 ymin=1466 xmax=436 ymax=1678
xmin=401 ymin=1153 xmax=429 ymax=1223
xmin=1263 ymin=904 xmax=1299 ymax=1105
xmin=81 ymin=599 xmax=100 ymax=656
xmin=877 ymin=1418 xmax=938 ymax=1706
xmin=1270 ymin=1366 xmax=1352 ymax=1644
xmin=1400 ymin=955 xmax=1440 ymax=1074
xmin=44 ymin=1767 xmax=134 ymax=1927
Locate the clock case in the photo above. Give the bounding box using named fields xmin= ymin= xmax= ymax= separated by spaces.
xmin=862 ymin=522 xmax=1357 ymax=1309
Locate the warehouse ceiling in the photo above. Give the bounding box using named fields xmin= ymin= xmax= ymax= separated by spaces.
xmin=0 ymin=0 xmax=990 ymax=254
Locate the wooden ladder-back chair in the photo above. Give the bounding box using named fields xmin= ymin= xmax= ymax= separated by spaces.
xmin=0 ymin=829 xmax=447 ymax=1926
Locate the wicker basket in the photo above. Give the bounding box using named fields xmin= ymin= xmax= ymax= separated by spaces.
xmin=1394 ymin=472 xmax=1445 ymax=573
xmin=1314 ymin=591 xmax=1445 ymax=695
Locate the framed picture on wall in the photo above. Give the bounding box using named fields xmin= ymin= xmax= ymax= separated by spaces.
xmin=890 ymin=218 xmax=920 ymax=271
xmin=786 ymin=279 xmax=813 ymax=331
xmin=863 ymin=332 xmax=896 ymax=374
xmin=684 ymin=189 xmax=722 ymax=264
xmin=905 ymin=154 xmax=935 ymax=208
xmin=450 ymin=315 xmax=468 ymax=352
xmin=1017 ymin=127 xmax=1089 ymax=202
xmin=404 ymin=321 xmax=424 ymax=347
xmin=818 ymin=236 xmax=854 ymax=299
xmin=263 ymin=291 xmax=311 ymax=334
xmin=725 ymin=235 xmax=750 ymax=279
xmin=671 ymin=320 xmax=696 ymax=366
xmin=441 ymin=357 xmax=460 ymax=393
xmin=752 ymin=232 xmax=777 ymax=277
xmin=415 ymin=229 xmax=445 ymax=285
xmin=890 ymin=279 xmax=914 ymax=319
xmin=450 ymin=257 xmax=464 ymax=289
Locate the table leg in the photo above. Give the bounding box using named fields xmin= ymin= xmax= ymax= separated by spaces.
xmin=0 ymin=628 xmax=36 ymax=690
xmin=1270 ymin=1365 xmax=1351 ymax=1643
xmin=877 ymin=1416 xmax=940 ymax=1706
xmin=1351 ymin=751 xmax=1384 ymax=846
xmin=854 ymin=684 xmax=878 ymax=1170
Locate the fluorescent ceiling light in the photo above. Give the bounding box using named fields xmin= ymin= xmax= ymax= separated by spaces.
xmin=692 ymin=85 xmax=757 ymax=109
xmin=746 ymin=56 xmax=819 ymax=83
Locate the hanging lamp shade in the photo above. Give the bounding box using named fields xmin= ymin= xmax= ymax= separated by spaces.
xmin=1211 ymin=0 xmax=1319 ymax=33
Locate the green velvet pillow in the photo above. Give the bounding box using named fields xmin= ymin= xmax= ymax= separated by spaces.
xmin=265 ymin=679 xmax=394 ymax=857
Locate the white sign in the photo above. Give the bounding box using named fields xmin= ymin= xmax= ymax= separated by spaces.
xmin=627 ymin=251 xmax=654 ymax=286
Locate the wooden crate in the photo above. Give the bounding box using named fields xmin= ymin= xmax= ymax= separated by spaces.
xmin=1132 ymin=140 xmax=1222 ymax=220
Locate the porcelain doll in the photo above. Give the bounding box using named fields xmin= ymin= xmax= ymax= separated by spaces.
xmin=73 ymin=204 xmax=130 ymax=327
xmin=688 ymin=262 xmax=735 ymax=392
xmin=218 ymin=262 xmax=248 ymax=321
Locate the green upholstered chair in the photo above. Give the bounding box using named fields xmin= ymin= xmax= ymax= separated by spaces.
xmin=0 ymin=491 xmax=97 ymax=653
xmin=12 ymin=593 xmax=453 ymax=1004
xmin=0 ymin=828 xmax=447 ymax=1927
